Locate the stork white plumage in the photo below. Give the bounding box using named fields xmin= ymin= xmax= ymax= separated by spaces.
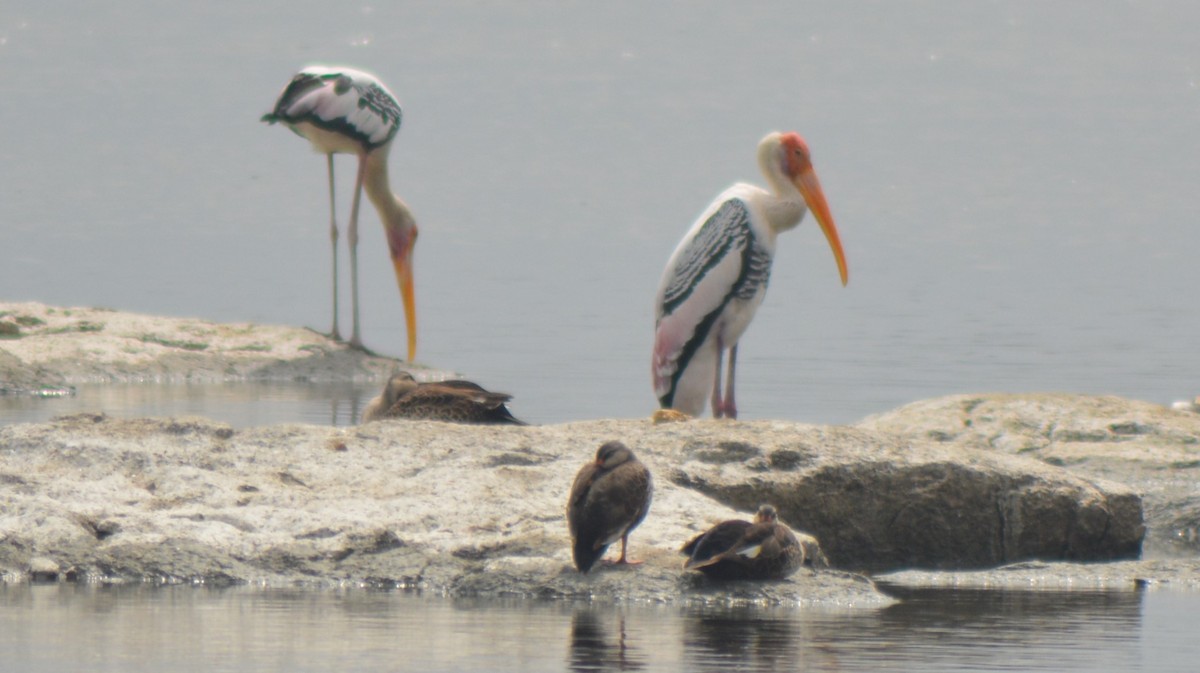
xmin=652 ymin=132 xmax=848 ymax=419
xmin=262 ymin=66 xmax=418 ymax=359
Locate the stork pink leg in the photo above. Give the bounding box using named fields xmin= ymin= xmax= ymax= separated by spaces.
xmin=722 ymin=345 xmax=739 ymax=419
xmin=345 ymin=154 xmax=368 ymax=349
xmin=325 ymin=153 xmax=342 ymax=342
xmin=711 ymin=344 xmax=725 ymax=418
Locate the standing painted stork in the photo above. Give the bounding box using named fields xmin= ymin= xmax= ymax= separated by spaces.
xmin=262 ymin=66 xmax=417 ymax=359
xmin=652 ymin=132 xmax=848 ymax=419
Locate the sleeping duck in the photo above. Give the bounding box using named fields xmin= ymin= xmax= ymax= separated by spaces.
xmin=680 ymin=504 xmax=808 ymax=580
xmin=566 ymin=441 xmax=653 ymax=573
xmin=360 ymin=371 xmax=525 ymax=425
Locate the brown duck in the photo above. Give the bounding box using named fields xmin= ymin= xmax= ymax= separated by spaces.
xmin=566 ymin=441 xmax=653 ymax=573
xmin=360 ymin=372 xmax=525 ymax=424
xmin=680 ymin=504 xmax=805 ymax=580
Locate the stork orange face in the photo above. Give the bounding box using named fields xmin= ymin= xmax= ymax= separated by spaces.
xmin=781 ymin=133 xmax=848 ymax=286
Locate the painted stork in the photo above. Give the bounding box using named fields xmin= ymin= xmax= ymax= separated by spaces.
xmin=652 ymin=132 xmax=848 ymax=418
xmin=262 ymin=66 xmax=417 ymax=359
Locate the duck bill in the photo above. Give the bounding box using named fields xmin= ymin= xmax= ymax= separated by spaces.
xmin=794 ymin=168 xmax=849 ymax=286
xmin=391 ymin=249 xmax=418 ymax=362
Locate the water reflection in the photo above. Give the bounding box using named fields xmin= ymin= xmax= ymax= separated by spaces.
xmin=0 ymin=583 xmax=1188 ymax=672
xmin=682 ymin=607 xmax=810 ymax=672
xmin=569 ymin=608 xmax=645 ymax=672
xmin=0 ymin=382 xmax=378 ymax=428
xmin=877 ymin=583 xmax=1143 ymax=638
xmin=832 ymin=585 xmax=1145 ymax=672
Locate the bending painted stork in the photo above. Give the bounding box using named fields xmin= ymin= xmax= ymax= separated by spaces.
xmin=262 ymin=66 xmax=417 ymax=359
xmin=652 ymin=131 xmax=848 ymax=419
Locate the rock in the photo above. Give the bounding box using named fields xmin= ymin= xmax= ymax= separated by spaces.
xmin=877 ymin=557 xmax=1200 ymax=590
xmin=668 ymin=423 xmax=1144 ymax=571
xmin=28 ymin=556 xmax=61 ymax=582
xmin=0 ymin=301 xmax=420 ymax=390
xmin=0 ymin=401 xmax=1163 ymax=595
xmin=1 ymin=304 xmax=1192 ymax=591
xmin=858 ymin=393 xmax=1200 ymax=555
xmin=0 ymin=414 xmax=888 ymax=606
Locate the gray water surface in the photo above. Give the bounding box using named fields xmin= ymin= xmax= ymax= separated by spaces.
xmin=2 ymin=584 xmax=1197 ymax=673
xmin=2 ymin=1 xmax=1197 ymax=426
xmin=0 ymin=382 xmax=374 ymax=428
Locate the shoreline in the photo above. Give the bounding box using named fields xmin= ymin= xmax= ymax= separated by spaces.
xmin=2 ymin=302 xmax=1199 ymax=602
xmin=0 ymin=301 xmax=421 ymax=392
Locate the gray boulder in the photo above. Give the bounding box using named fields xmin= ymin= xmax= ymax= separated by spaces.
xmin=0 ymin=301 xmax=408 ymax=388
xmin=859 ymin=393 xmax=1200 ymax=556
xmin=668 ymin=422 xmax=1144 ymax=571
xmin=0 ymin=305 xmax=1181 ymax=585
xmin=0 ymin=405 xmax=1151 ymax=592
xmin=0 ymin=414 xmax=885 ymax=606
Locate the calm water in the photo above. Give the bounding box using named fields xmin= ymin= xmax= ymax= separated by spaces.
xmin=2 ymin=1 xmax=1198 ymax=426
xmin=1 ymin=583 xmax=1198 ymax=673
xmin=2 ymin=2 xmax=1199 ymax=670
xmin=0 ymin=382 xmax=375 ymax=428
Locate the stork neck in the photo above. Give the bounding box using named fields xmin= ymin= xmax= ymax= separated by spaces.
xmin=767 ymin=170 xmax=802 ymax=200
xmin=363 ymin=151 xmax=416 ymax=232
xmin=758 ymin=142 xmax=806 ymax=233
xmin=763 ymin=172 xmax=805 ymax=233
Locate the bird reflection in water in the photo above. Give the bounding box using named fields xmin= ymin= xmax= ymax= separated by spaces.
xmin=569 ymin=609 xmax=645 ymax=672
xmin=328 ymin=382 xmax=371 ymax=426
xmin=683 ymin=608 xmax=815 ymax=671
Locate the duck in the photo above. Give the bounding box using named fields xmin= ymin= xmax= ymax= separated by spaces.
xmin=680 ymin=504 xmax=806 ymax=580
xmin=566 ymin=441 xmax=653 ymax=573
xmin=360 ymin=371 xmax=525 ymax=424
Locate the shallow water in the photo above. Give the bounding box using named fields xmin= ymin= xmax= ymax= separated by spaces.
xmin=1 ymin=584 xmax=1197 ymax=673
xmin=0 ymin=382 xmax=374 ymax=428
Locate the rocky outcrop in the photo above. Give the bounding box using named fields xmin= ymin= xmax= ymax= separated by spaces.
xmin=0 ymin=302 xmax=406 ymax=391
xmin=858 ymin=393 xmax=1200 ymax=556
xmin=3 ymin=305 xmax=1195 ymax=593
xmin=0 ymin=414 xmax=884 ymax=606
xmin=666 ymin=423 xmax=1144 ymax=571
xmin=0 ymin=404 xmax=1166 ymax=596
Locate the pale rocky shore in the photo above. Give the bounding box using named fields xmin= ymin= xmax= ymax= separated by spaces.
xmin=0 ymin=301 xmax=410 ymax=390
xmin=2 ymin=302 xmax=1199 ymax=605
